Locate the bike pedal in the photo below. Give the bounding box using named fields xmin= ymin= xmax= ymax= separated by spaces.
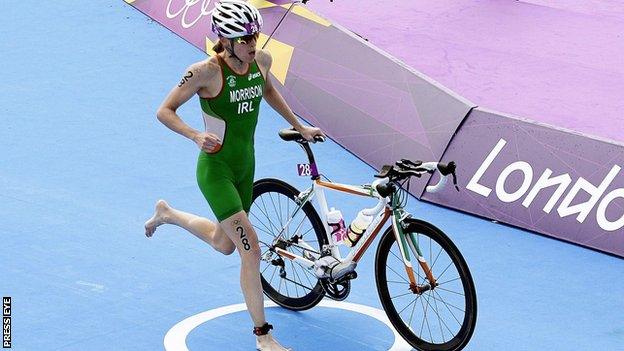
xmin=345 ymin=271 xmax=358 ymax=280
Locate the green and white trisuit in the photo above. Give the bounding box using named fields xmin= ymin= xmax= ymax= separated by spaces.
xmin=196 ymin=55 xmax=265 ymax=222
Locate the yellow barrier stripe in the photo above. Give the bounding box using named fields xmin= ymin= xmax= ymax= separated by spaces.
xmin=248 ymin=0 xmax=278 ymax=10
xmin=205 ymin=37 xmax=217 ymax=57
xmin=259 ymin=33 xmax=294 ymax=85
xmin=281 ymin=3 xmax=331 ymax=27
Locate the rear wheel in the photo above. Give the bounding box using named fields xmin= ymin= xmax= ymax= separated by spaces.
xmin=375 ymin=220 xmax=477 ymax=350
xmin=250 ymin=178 xmax=327 ymax=311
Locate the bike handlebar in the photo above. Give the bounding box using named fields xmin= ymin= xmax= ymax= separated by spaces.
xmin=374 ymin=160 xmax=460 ymax=195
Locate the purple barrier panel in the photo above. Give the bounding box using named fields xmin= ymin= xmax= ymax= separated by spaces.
xmin=275 ymin=21 xmax=475 ymax=195
xmin=125 ymin=0 xmax=475 ymax=195
xmin=306 ymin=0 xmax=624 ymax=145
xmin=423 ymin=108 xmax=624 ymax=257
xmin=519 ymin=0 xmax=624 ymax=18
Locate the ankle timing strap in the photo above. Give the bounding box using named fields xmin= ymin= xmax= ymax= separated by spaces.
xmin=253 ymin=322 xmax=273 ymax=336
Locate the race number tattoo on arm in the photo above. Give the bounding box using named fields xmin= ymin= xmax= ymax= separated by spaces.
xmin=178 ymin=70 xmax=194 ymax=87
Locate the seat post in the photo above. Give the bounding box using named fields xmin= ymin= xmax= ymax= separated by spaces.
xmin=298 ymin=142 xmax=320 ymax=179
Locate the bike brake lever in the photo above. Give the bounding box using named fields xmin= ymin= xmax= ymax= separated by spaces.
xmin=375 ymin=165 xmax=393 ymax=178
xmin=452 ymin=171 xmax=459 ymax=191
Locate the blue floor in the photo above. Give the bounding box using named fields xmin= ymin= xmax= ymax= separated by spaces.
xmin=1 ymin=1 xmax=623 ymax=350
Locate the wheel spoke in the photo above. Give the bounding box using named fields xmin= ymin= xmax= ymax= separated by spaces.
xmin=253 ymin=184 xmax=325 ymax=310
xmin=291 ymin=211 xmax=309 ymax=240
xmin=268 ymin=264 xmax=278 ymax=286
xmin=252 ymin=221 xmax=277 ymax=238
xmin=267 ymin=192 xmax=282 ymax=227
xmin=431 ymin=290 xmax=466 ymax=315
xmin=431 ymin=289 xmax=446 ymax=343
xmin=408 ymin=293 xmax=419 ymax=331
xmin=423 ymin=291 xmax=455 ymax=341
xmin=432 ymin=289 xmax=463 ymax=327
xmin=277 ymin=192 xmax=284 ymax=228
xmin=389 ymin=247 xmax=427 ymax=282
xmin=435 ymin=285 xmax=465 ymax=297
xmin=396 ymin=295 xmax=420 ymax=315
xmin=435 ymin=261 xmax=455 ymax=282
xmin=423 ymin=292 xmax=434 ymax=343
xmin=288 ymin=260 xmax=300 ymax=297
xmin=259 ymin=194 xmax=282 ymax=234
xmin=250 ymin=207 xmax=276 ymax=237
xmin=391 ymin=290 xmax=416 ymax=300
xmin=261 ymin=262 xmax=272 ymax=275
xmin=387 ymin=280 xmax=410 ymax=285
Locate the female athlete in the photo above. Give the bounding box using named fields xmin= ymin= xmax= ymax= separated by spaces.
xmin=144 ymin=1 xmax=324 ymax=350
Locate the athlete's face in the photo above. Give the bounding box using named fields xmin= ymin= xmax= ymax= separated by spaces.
xmin=232 ymin=33 xmax=258 ymax=63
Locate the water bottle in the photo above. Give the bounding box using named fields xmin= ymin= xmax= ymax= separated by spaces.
xmin=343 ymin=210 xmax=373 ymax=247
xmin=327 ymin=208 xmax=347 ymax=245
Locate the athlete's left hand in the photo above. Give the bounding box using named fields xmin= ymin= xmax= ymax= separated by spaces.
xmin=298 ymin=126 xmax=326 ymax=142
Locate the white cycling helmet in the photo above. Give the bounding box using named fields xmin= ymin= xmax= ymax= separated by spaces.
xmin=211 ymin=0 xmax=263 ymax=38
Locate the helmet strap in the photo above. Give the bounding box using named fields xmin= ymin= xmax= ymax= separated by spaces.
xmin=226 ymin=39 xmax=244 ymax=65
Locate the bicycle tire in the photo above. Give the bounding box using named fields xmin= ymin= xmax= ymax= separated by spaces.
xmin=375 ymin=219 xmax=477 ymax=351
xmin=251 ymin=178 xmax=327 ymax=311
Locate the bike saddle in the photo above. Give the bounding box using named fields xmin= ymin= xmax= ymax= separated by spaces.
xmin=279 ymin=128 xmax=325 ymax=143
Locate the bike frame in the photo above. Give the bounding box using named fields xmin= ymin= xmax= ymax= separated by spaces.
xmin=270 ymin=175 xmax=436 ymax=290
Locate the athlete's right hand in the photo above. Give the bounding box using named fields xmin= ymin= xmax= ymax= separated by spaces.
xmin=193 ymin=132 xmax=222 ymax=153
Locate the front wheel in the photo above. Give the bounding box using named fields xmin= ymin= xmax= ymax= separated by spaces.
xmin=250 ymin=178 xmax=328 ymax=311
xmin=375 ymin=220 xmax=477 ymax=351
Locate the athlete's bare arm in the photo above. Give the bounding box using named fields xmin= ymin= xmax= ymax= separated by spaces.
xmin=257 ymin=50 xmax=302 ymax=131
xmin=256 ymin=49 xmax=325 ymax=141
xmin=156 ymin=59 xmax=223 ymax=152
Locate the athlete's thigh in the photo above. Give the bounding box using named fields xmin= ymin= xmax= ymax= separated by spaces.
xmin=236 ymin=170 xmax=255 ymax=214
xmin=197 ymin=159 xmax=244 ymax=222
xmin=219 ymin=210 xmax=260 ymax=256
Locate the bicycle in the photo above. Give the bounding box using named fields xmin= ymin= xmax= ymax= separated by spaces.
xmin=250 ymin=128 xmax=477 ymax=351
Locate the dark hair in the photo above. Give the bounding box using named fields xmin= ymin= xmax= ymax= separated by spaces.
xmin=213 ymin=41 xmax=225 ymax=53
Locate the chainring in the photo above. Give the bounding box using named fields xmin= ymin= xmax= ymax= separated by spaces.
xmin=319 ymin=275 xmax=353 ymax=301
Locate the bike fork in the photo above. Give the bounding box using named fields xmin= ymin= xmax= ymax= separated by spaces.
xmin=393 ymin=216 xmax=437 ymax=294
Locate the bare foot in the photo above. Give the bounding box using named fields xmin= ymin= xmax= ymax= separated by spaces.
xmin=256 ymin=333 xmax=292 ymax=351
xmin=144 ymin=200 xmax=171 ymax=237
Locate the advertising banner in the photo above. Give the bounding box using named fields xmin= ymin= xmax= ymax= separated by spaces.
xmin=424 ymin=108 xmax=624 ymax=256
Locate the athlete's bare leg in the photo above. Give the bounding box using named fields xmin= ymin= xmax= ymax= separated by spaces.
xmin=144 ymin=199 xmax=235 ymax=255
xmin=220 ymin=211 xmax=291 ymax=351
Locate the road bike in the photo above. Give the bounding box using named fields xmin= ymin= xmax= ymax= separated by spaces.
xmin=250 ymin=129 xmax=477 ymax=351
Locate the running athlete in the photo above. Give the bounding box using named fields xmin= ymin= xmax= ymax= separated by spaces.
xmin=144 ymin=1 xmax=324 ymax=350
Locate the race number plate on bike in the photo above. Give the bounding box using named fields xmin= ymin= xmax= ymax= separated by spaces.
xmin=297 ymin=163 xmax=317 ymax=176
